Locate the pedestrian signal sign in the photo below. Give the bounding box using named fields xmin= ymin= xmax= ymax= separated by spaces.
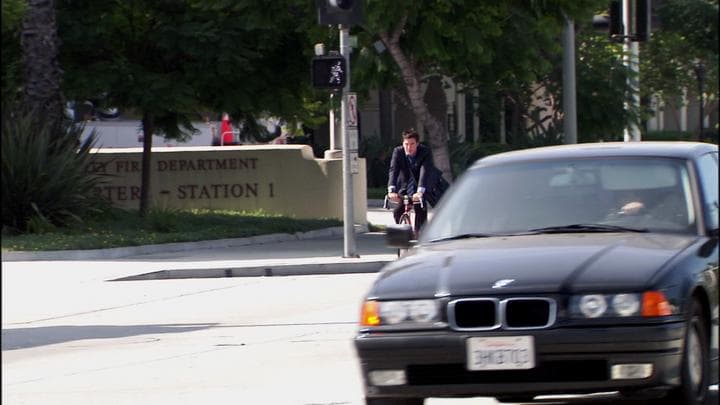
xmin=311 ymin=55 xmax=346 ymax=89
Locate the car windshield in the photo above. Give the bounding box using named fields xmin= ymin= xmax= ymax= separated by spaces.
xmin=422 ymin=157 xmax=696 ymax=242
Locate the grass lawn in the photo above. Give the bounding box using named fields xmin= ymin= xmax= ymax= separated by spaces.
xmin=1 ymin=208 xmax=342 ymax=252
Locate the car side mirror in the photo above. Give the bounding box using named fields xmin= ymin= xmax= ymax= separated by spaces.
xmin=385 ymin=224 xmax=414 ymax=248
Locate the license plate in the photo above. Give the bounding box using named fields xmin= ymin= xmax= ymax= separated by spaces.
xmin=466 ymin=336 xmax=535 ymax=370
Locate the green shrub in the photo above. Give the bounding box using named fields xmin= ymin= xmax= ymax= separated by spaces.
xmin=644 ymin=130 xmax=718 ymax=144
xmin=360 ymin=135 xmax=396 ymax=188
xmin=1 ymin=108 xmax=110 ymax=233
xmin=449 ymin=138 xmax=517 ymax=177
xmin=644 ymin=130 xmax=696 ymax=141
xmin=367 ymin=187 xmax=386 ymax=199
xmin=146 ymin=207 xmax=182 ymax=233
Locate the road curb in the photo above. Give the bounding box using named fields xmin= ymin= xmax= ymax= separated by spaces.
xmin=1 ymin=225 xmax=369 ymax=262
xmin=110 ymin=259 xmax=391 ymax=281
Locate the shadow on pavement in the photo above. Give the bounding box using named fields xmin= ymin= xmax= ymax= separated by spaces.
xmin=1 ymin=323 xmax=217 ymax=351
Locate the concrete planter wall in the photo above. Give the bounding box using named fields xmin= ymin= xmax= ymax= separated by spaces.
xmin=89 ymin=145 xmax=367 ymax=224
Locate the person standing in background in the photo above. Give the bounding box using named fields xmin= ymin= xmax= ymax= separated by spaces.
xmin=206 ymin=114 xmax=219 ymax=146
xmin=220 ymin=112 xmax=235 ymax=146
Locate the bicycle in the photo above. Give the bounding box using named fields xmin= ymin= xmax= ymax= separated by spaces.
xmin=384 ymin=194 xmax=424 ymax=256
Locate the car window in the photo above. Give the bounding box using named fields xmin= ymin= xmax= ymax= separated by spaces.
xmin=422 ymin=157 xmax=696 ymax=241
xmin=599 ymin=163 xmax=678 ymax=189
xmin=697 ymin=152 xmax=719 ymax=231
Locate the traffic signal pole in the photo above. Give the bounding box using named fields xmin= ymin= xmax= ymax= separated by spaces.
xmin=592 ymin=1 xmax=649 ymax=142
xmin=623 ymin=0 xmax=641 ymax=142
xmin=562 ymin=16 xmax=577 ymax=144
xmin=315 ymin=0 xmax=363 ymax=258
xmin=340 ymin=25 xmax=358 ymax=258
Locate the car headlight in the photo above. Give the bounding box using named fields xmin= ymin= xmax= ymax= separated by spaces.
xmin=361 ymin=299 xmax=440 ymax=327
xmin=612 ymin=293 xmax=641 ymax=316
xmin=570 ymin=291 xmax=671 ymax=319
xmin=578 ymin=294 xmax=608 ymax=318
xmin=571 ymin=293 xmax=641 ymax=318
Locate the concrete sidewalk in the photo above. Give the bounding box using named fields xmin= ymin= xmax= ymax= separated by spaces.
xmin=1 ymin=201 xmax=400 ymax=280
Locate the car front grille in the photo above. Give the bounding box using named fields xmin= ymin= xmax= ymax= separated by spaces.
xmin=448 ymin=297 xmax=556 ymax=330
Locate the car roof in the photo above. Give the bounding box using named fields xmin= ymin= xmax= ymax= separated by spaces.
xmin=473 ymin=141 xmax=718 ymax=168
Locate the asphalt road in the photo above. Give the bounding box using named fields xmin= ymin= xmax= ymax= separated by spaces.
xmin=2 ymin=274 xmax=371 ymax=404
xmin=2 ymin=270 xmax=717 ymax=405
xmin=2 ymin=272 xmax=504 ymax=405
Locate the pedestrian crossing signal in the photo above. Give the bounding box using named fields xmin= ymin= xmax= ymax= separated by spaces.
xmin=311 ymin=55 xmax=346 ymax=89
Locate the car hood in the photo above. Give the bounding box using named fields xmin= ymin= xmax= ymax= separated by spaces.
xmin=369 ymin=233 xmax=699 ymax=299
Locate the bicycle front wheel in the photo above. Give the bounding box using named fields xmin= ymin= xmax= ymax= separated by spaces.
xmin=398 ymin=213 xmax=413 ymax=227
xmin=396 ymin=213 xmax=414 ymax=257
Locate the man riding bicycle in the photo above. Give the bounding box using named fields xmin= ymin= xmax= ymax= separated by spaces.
xmin=387 ymin=128 xmax=439 ymax=234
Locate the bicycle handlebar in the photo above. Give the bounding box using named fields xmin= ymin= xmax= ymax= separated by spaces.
xmin=384 ymin=193 xmax=424 ymax=209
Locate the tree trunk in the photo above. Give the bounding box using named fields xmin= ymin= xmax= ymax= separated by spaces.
xmin=510 ymin=93 xmax=522 ymax=145
xmin=20 ymin=0 xmax=64 ymax=130
xmin=379 ymin=17 xmax=454 ymax=182
xmin=139 ymin=113 xmax=154 ymax=217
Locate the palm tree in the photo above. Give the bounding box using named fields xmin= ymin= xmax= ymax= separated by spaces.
xmin=20 ymin=0 xmax=64 ymax=128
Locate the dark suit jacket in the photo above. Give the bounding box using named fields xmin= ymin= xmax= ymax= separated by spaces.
xmin=388 ymin=144 xmax=436 ymax=194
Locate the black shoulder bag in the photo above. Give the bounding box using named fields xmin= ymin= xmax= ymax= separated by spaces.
xmin=424 ymin=166 xmax=450 ymax=207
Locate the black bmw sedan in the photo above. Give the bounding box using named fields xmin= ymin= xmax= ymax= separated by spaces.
xmin=355 ymin=142 xmax=718 ymax=405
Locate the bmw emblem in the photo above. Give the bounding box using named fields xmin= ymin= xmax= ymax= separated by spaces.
xmin=492 ymin=279 xmax=515 ymax=289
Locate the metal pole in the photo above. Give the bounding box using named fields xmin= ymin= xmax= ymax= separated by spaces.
xmin=324 ymin=93 xmax=342 ymax=159
xmin=329 ymin=93 xmax=336 ymax=151
xmin=623 ymin=0 xmax=641 ymax=142
xmin=628 ymin=40 xmax=641 ymax=141
xmin=562 ymin=16 xmax=577 ymax=144
xmin=499 ymin=97 xmax=506 ymax=145
xmin=696 ymin=63 xmax=705 ymax=141
xmin=340 ymin=25 xmax=357 ymax=258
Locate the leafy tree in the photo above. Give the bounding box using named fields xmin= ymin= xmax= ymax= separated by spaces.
xmin=641 ymin=0 xmax=719 ymax=137
xmin=351 ymin=0 xmax=605 ymax=181
xmin=521 ymin=16 xmax=635 ymax=144
xmin=490 ymin=0 xmax=718 ymax=144
xmin=574 ymin=25 xmax=633 ymax=142
xmin=1 ymin=0 xmax=26 ymax=103
xmin=57 ymin=0 xmax=321 ymax=216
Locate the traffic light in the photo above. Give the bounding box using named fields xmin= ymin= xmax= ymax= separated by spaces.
xmin=609 ymin=0 xmax=624 ymax=43
xmin=634 ymin=0 xmax=651 ymax=42
xmin=311 ymin=55 xmax=347 ymax=89
xmin=591 ymin=0 xmax=651 ymax=43
xmin=316 ymin=0 xmax=364 ymax=26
